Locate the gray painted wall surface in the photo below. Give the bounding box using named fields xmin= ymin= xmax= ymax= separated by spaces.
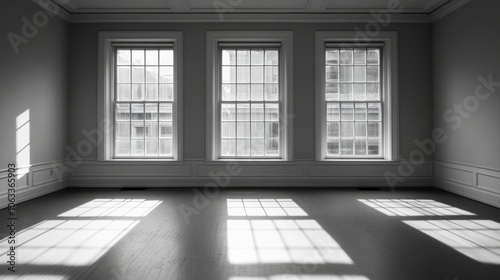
xmin=0 ymin=1 xmax=69 ymax=169
xmin=69 ymin=23 xmax=433 ymax=161
xmin=433 ymin=0 xmax=500 ymax=170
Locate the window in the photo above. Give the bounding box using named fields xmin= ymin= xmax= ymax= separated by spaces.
xmin=316 ymin=32 xmax=398 ymax=161
xmin=207 ymin=31 xmax=293 ymax=160
xmin=98 ymin=32 xmax=183 ymax=160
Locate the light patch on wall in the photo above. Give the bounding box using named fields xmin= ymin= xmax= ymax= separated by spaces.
xmin=16 ymin=109 xmax=30 ymax=179
xmin=0 ymin=275 xmax=67 ymax=280
xmin=227 ymin=219 xmax=353 ymax=265
xmin=58 ymin=199 xmax=162 ymax=217
xmin=227 ymin=199 xmax=308 ymax=217
xmin=229 ymin=275 xmax=369 ymax=280
xmin=0 ymin=220 xmax=139 ymax=266
xmin=404 ymin=220 xmax=500 ymax=264
xmin=358 ymin=199 xmax=475 ymax=216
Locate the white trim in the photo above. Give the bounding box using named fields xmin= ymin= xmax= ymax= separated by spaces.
xmin=315 ymin=31 xmax=399 ymax=161
xmin=431 ymin=0 xmax=471 ymax=21
xmin=206 ymin=31 xmax=294 ymax=161
xmin=423 ymin=0 xmax=449 ymax=12
xmin=98 ymin=31 xmax=183 ymax=161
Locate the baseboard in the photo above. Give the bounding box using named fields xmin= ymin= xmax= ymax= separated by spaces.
xmin=434 ymin=160 xmax=500 ymax=208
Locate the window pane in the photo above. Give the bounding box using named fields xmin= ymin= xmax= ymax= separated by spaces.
xmin=341 ymin=103 xmax=354 ymax=121
xmin=265 ymin=122 xmax=279 ymax=139
xmin=368 ymin=122 xmax=381 ymax=138
xmin=340 ymin=49 xmax=353 ymax=65
xmin=353 ymin=49 xmax=366 ymax=65
xmin=339 ymin=84 xmax=352 ymax=101
xmin=116 ymin=122 xmax=130 ymax=138
xmin=368 ymin=103 xmax=381 ymax=121
xmin=251 ymin=122 xmax=264 ymax=138
xmin=265 ymin=66 xmax=279 ymax=83
xmin=237 ymin=140 xmax=250 ymax=156
xmin=221 ymin=104 xmax=236 ymax=121
xmin=146 ymin=50 xmax=158 ymax=65
xmin=221 ymin=122 xmax=236 ymax=138
xmin=237 ymin=104 xmax=250 ymax=121
xmin=146 ymin=84 xmax=158 ymax=101
xmin=325 ymin=83 xmax=339 ymax=101
xmin=144 ymin=122 xmax=158 ymax=138
xmin=222 ymin=66 xmax=236 ymax=83
xmin=251 ymin=66 xmax=264 ymax=83
xmin=341 ymin=122 xmax=354 ymax=138
xmin=355 ymin=139 xmax=367 ymax=155
xmin=264 ymin=84 xmax=279 ymax=101
xmin=145 ymin=104 xmax=158 ymax=121
xmin=159 ymin=84 xmax=174 ymax=101
xmin=237 ymin=122 xmax=250 ymax=138
xmin=251 ymin=104 xmax=264 ymax=121
xmin=366 ymin=66 xmax=379 ymax=82
xmin=117 ymin=84 xmax=131 ymax=101
xmin=115 ymin=140 xmax=130 ymax=156
xmin=237 ymin=84 xmax=250 ymax=101
xmin=353 ymin=84 xmax=366 ymax=101
xmin=265 ymin=104 xmax=279 ymax=121
xmin=237 ymin=66 xmax=250 ymax=83
xmin=160 ymin=122 xmax=173 ymax=138
xmin=132 ymin=50 xmax=144 ymax=65
xmin=368 ymin=139 xmax=380 ymax=155
xmin=116 ymin=104 xmax=130 ymax=121
xmin=251 ymin=49 xmax=264 ymax=65
xmin=326 ymin=49 xmax=339 ymax=65
xmin=353 ymin=66 xmax=366 ymax=82
xmin=366 ymin=83 xmax=380 ymax=101
xmin=265 ymin=139 xmax=279 ymax=156
xmin=117 ymin=67 xmax=130 ymax=83
xmin=145 ymin=139 xmax=158 ymax=156
xmin=326 ymin=66 xmax=338 ymax=83
xmin=355 ymin=122 xmax=367 ymax=138
xmin=131 ymin=104 xmax=144 ymax=120
xmin=145 ymin=67 xmax=158 ymax=83
xmin=159 ymin=104 xmax=173 ymax=121
xmin=327 ymin=122 xmax=340 ymax=138
xmin=355 ymin=103 xmax=367 ymax=121
xmin=117 ymin=49 xmax=130 ymax=65
xmin=131 ymin=122 xmax=144 ymax=138
xmin=251 ymin=84 xmax=264 ymax=101
xmin=222 ymin=50 xmax=236 ymax=65
xmin=341 ymin=139 xmax=354 ymax=155
xmin=327 ymin=103 xmax=340 ymax=121
xmin=340 ymin=66 xmax=353 ymax=82
xmin=159 ymin=139 xmax=173 ymax=156
xmin=265 ymin=50 xmax=279 ymax=65
xmin=367 ymin=49 xmax=380 ymax=65
xmin=131 ymin=84 xmax=144 ymax=101
xmin=221 ymin=140 xmax=236 ymax=156
xmin=327 ymin=139 xmax=340 ymax=155
xmin=159 ymin=66 xmax=173 ymax=83
xmin=237 ymin=50 xmax=250 ymax=65
xmin=251 ymin=140 xmax=264 ymax=156
xmin=131 ymin=140 xmax=144 ymax=156
xmin=159 ymin=50 xmax=173 ymax=65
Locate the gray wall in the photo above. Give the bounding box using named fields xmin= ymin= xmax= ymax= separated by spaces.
xmin=0 ymin=1 xmax=69 ymax=199
xmin=433 ymin=0 xmax=500 ymax=204
xmin=69 ymin=22 xmax=433 ymax=162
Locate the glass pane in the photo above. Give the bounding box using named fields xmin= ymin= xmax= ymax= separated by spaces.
xmin=353 ymin=66 xmax=366 ymax=82
xmin=366 ymin=83 xmax=380 ymax=101
xmin=145 ymin=67 xmax=158 ymax=83
xmin=326 ymin=103 xmax=340 ymax=121
xmin=353 ymin=49 xmax=366 ymax=65
xmin=116 ymin=104 xmax=130 ymax=121
xmin=251 ymin=140 xmax=264 ymax=156
xmin=145 ymin=104 xmax=158 ymax=120
xmin=115 ymin=140 xmax=130 ymax=156
xmin=132 ymin=67 xmax=144 ymax=83
xmin=265 ymin=66 xmax=279 ymax=83
xmin=117 ymin=67 xmax=130 ymax=83
xmin=355 ymin=103 xmax=367 ymax=121
xmin=326 ymin=66 xmax=339 ymax=83
xmin=144 ymin=122 xmax=157 ymax=138
xmin=251 ymin=122 xmax=264 ymax=138
xmin=131 ymin=84 xmax=144 ymax=101
xmin=237 ymin=122 xmax=250 ymax=138
xmin=160 ymin=122 xmax=173 ymax=138
xmin=265 ymin=139 xmax=279 ymax=156
xmin=327 ymin=139 xmax=340 ymax=156
xmin=341 ymin=139 xmax=354 ymax=155
xmin=340 ymin=49 xmax=353 ymax=65
xmin=237 ymin=104 xmax=250 ymax=121
xmin=159 ymin=103 xmax=173 ymax=121
xmin=237 ymin=50 xmax=250 ymax=65
xmin=355 ymin=122 xmax=367 ymax=138
xmin=145 ymin=139 xmax=158 ymax=156
xmin=221 ymin=140 xmax=236 ymax=156
xmin=251 ymin=84 xmax=264 ymax=101
xmin=368 ymin=103 xmax=381 ymax=121
xmin=339 ymin=84 xmax=352 ymax=101
xmin=236 ymin=84 xmax=250 ymax=101
xmin=132 ymin=50 xmax=144 ymax=65
xmin=368 ymin=122 xmax=381 ymax=138
xmin=326 ymin=49 xmax=339 ymax=65
xmin=353 ymin=84 xmax=366 ymax=101
xmin=222 ymin=66 xmax=237 ymax=84
xmin=251 ymin=104 xmax=264 ymax=121
xmin=131 ymin=104 xmax=144 ymax=120
xmin=251 ymin=66 xmax=264 ymax=83
xmin=355 ymin=139 xmax=367 ymax=155
xmin=116 ymin=122 xmax=130 ymax=138
xmin=131 ymin=140 xmax=144 ymax=156
xmin=117 ymin=84 xmax=131 ymax=101
xmin=159 ymin=84 xmax=174 ymax=101
xmin=159 ymin=50 xmax=173 ymax=66
xmin=265 ymin=50 xmax=279 ymax=65
xmin=341 ymin=103 xmax=354 ymax=121
xmin=222 ymin=84 xmax=236 ymax=101
xmin=367 ymin=49 xmax=380 ymax=65
xmin=265 ymin=122 xmax=279 ymax=139
xmin=131 ymin=122 xmax=144 ymax=138
xmin=264 ymin=84 xmax=279 ymax=101
xmin=368 ymin=139 xmax=380 ymax=155
xmin=159 ymin=66 xmax=174 ymax=83
xmin=117 ymin=49 xmax=130 ymax=65
xmin=237 ymin=140 xmax=250 ymax=156
xmin=327 ymin=122 xmax=340 ymax=138
xmin=221 ymin=122 xmax=236 ymax=138
xmin=265 ymin=104 xmax=279 ymax=121
xmin=222 ymin=50 xmax=236 ymax=65
xmin=237 ymin=66 xmax=250 ymax=83
xmin=146 ymin=50 xmax=158 ymax=65
xmin=340 ymin=66 xmax=353 ymax=82
xmin=146 ymin=84 xmax=158 ymax=101
xmin=221 ymin=104 xmax=236 ymax=121
xmin=341 ymin=122 xmax=354 ymax=138
xmin=325 ymin=83 xmax=339 ymax=101
xmin=366 ymin=66 xmax=379 ymax=82
xmin=159 ymin=139 xmax=173 ymax=156
xmin=251 ymin=49 xmax=264 ymax=65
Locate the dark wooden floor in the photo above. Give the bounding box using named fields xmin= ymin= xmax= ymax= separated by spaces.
xmin=1 ymin=187 xmax=499 ymax=280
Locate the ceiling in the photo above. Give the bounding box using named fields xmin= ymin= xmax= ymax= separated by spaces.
xmin=47 ymin=0 xmax=469 ymax=22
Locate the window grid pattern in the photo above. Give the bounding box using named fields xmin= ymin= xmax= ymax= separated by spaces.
xmin=325 ymin=48 xmax=382 ymax=158
xmin=220 ymin=48 xmax=281 ymax=158
xmin=114 ymin=48 xmax=174 ymax=157
xmin=227 ymin=199 xmax=308 ymax=217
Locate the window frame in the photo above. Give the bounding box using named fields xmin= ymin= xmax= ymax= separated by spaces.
xmin=206 ymin=31 xmax=294 ymax=161
xmin=315 ymin=31 xmax=399 ymax=161
xmin=98 ymin=31 xmax=183 ymax=161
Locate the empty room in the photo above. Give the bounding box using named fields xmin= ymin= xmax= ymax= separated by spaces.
xmin=1 ymin=0 xmax=500 ymax=279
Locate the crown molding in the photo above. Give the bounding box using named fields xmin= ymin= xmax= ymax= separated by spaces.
xmin=431 ymin=0 xmax=471 ymax=21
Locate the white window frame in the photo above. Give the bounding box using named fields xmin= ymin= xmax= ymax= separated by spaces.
xmin=315 ymin=31 xmax=398 ymax=161
xmin=206 ymin=31 xmax=293 ymax=161
xmin=98 ymin=31 xmax=183 ymax=161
